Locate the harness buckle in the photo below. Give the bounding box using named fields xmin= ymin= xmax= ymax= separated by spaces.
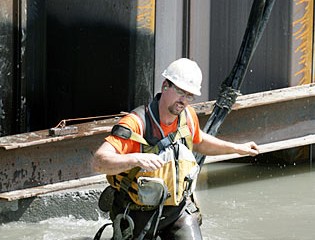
xmin=184 ymin=165 xmax=200 ymax=197
xmin=113 ymin=213 xmax=134 ymax=240
xmin=168 ymin=132 xmax=176 ymax=143
xmin=157 ymin=137 xmax=171 ymax=151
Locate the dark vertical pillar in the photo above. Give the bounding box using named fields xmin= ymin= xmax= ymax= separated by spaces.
xmin=182 ymin=0 xmax=191 ymax=58
xmin=0 ymin=0 xmax=14 ymax=136
xmin=25 ymin=0 xmax=47 ymax=131
xmin=13 ymin=0 xmax=27 ymax=134
xmin=0 ymin=0 xmax=47 ymax=135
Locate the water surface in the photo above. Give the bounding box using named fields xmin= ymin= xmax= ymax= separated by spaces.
xmin=1 ymin=161 xmax=314 ymax=240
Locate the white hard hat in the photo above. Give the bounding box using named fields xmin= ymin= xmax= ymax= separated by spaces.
xmin=162 ymin=58 xmax=202 ymax=96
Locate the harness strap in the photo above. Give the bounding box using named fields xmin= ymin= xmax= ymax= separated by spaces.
xmin=93 ymin=222 xmax=113 ymax=240
xmin=137 ymin=211 xmax=158 ymax=240
xmin=115 ymin=190 xmax=159 ymax=211
xmin=112 ymin=106 xmax=192 ymax=151
xmin=120 ymin=167 xmax=141 ymax=193
xmin=112 ymin=123 xmax=191 ymax=155
xmin=111 ymin=124 xmax=149 ymax=146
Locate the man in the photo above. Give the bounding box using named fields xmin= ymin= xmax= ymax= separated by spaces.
xmin=93 ymin=58 xmax=259 ymax=239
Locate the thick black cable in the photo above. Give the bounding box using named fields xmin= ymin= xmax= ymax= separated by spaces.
xmin=196 ymin=0 xmax=276 ymax=167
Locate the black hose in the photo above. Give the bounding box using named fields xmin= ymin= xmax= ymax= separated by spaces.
xmin=196 ymin=0 xmax=276 ymax=167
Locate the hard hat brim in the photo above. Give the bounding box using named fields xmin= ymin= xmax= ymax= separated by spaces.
xmin=162 ymin=73 xmax=201 ymax=96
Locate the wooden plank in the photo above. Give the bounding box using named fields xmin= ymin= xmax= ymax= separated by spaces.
xmin=205 ymin=134 xmax=315 ymax=163
xmin=0 ymin=174 xmax=107 ymax=201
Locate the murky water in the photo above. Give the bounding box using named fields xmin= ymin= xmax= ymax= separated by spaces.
xmin=0 ymin=216 xmax=113 ymax=240
xmin=1 ymin=161 xmax=314 ymax=240
xmin=197 ymin=161 xmax=315 ymax=240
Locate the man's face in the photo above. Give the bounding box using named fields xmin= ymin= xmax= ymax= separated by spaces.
xmin=166 ymin=84 xmax=195 ymax=116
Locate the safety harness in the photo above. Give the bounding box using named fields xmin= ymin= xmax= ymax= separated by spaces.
xmin=94 ymin=94 xmax=199 ymax=240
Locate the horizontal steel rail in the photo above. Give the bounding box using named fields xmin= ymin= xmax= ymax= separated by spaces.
xmin=0 ymin=84 xmax=314 ymax=200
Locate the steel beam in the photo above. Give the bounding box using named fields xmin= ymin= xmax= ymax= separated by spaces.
xmin=0 ymin=117 xmax=119 ymax=193
xmin=0 ymin=84 xmax=314 ymax=195
xmin=194 ymin=83 xmax=315 ymax=144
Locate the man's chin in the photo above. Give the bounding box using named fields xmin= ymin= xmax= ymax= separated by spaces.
xmin=168 ymin=103 xmax=185 ymax=116
xmin=169 ymin=107 xmax=183 ymax=116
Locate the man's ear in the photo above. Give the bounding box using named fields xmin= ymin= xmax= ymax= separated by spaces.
xmin=162 ymin=80 xmax=168 ymax=91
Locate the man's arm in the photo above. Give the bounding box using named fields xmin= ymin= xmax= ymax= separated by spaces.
xmin=92 ymin=141 xmax=165 ymax=175
xmin=193 ymin=131 xmax=259 ymax=156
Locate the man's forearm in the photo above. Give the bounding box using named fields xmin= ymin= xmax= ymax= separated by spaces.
xmin=193 ymin=131 xmax=238 ymax=156
xmin=194 ymin=131 xmax=259 ymax=156
xmin=93 ymin=149 xmax=138 ymax=175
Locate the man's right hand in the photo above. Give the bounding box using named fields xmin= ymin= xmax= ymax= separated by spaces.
xmin=131 ymin=153 xmax=165 ymax=172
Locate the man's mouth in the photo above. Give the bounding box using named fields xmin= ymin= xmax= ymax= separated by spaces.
xmin=175 ymin=102 xmax=184 ymax=110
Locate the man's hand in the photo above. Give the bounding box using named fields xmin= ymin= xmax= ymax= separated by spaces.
xmin=234 ymin=141 xmax=259 ymax=156
xmin=93 ymin=142 xmax=165 ymax=175
xmin=131 ymin=153 xmax=165 ymax=172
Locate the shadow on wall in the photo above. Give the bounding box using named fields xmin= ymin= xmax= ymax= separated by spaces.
xmin=1 ymin=0 xmax=138 ymax=135
xmin=45 ymin=0 xmax=135 ymax=128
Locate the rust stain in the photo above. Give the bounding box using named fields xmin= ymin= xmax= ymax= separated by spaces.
xmin=0 ymin=116 xmax=121 ymax=150
xmin=137 ymin=0 xmax=155 ymax=32
xmin=293 ymin=0 xmax=314 ymax=84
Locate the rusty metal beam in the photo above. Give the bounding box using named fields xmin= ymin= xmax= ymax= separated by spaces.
xmin=0 ymin=84 xmax=314 ymax=198
xmin=0 ymin=117 xmax=119 ymax=193
xmin=194 ymin=83 xmax=315 ymax=144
